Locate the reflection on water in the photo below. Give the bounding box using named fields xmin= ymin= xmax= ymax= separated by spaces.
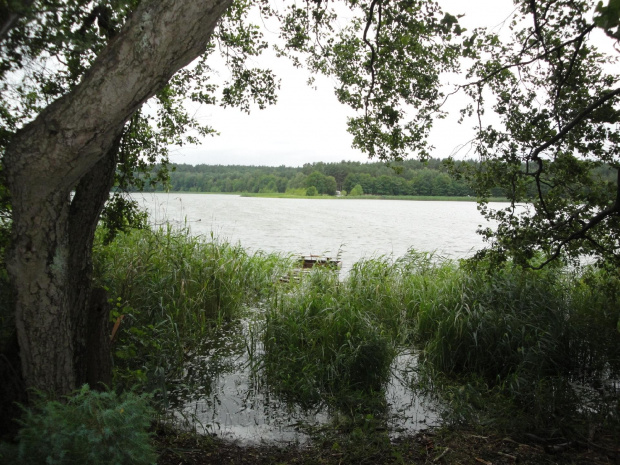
xmin=171 ymin=317 xmax=437 ymax=445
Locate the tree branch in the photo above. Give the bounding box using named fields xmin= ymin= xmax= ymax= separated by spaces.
xmin=362 ymin=0 xmax=382 ymax=121
xmin=528 ymin=87 xmax=620 ymax=161
xmin=0 ymin=0 xmax=34 ymax=43
xmin=463 ymin=24 xmax=595 ymax=89
xmin=532 ymin=167 xmax=620 ymax=269
xmin=6 ymin=0 xmax=233 ymax=198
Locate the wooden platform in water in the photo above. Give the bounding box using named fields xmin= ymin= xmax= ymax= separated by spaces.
xmin=279 ymin=255 xmax=342 ymax=283
xmin=298 ymin=255 xmax=342 ymax=269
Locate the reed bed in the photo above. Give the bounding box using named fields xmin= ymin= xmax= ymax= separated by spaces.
xmin=94 ymin=227 xmax=620 ymax=437
xmin=262 ymin=250 xmax=620 ymax=435
xmin=408 ymin=262 xmax=620 ymax=434
xmin=93 ymin=225 xmax=292 ymax=393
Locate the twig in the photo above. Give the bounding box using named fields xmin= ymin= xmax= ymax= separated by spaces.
xmin=433 ymin=447 xmax=450 ymax=462
xmin=545 ymin=442 xmax=575 ymax=454
xmin=498 ymin=451 xmax=517 ymax=461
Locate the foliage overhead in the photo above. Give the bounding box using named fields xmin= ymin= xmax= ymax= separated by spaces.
xmin=1 ymin=0 xmax=619 ymax=267
xmin=448 ymin=0 xmax=620 ymax=267
xmin=0 ymin=0 xmax=459 ymax=180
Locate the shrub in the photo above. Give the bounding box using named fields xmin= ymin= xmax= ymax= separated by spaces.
xmin=0 ymin=385 xmax=156 ymax=465
xmin=349 ymin=184 xmax=363 ymax=196
xmin=306 ymin=186 xmax=318 ymax=196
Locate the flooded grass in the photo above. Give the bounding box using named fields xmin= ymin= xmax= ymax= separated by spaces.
xmin=94 ymin=226 xmax=620 ymax=448
xmin=169 ymin=316 xmax=436 ymax=444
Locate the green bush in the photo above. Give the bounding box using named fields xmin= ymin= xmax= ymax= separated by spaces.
xmin=0 ymin=385 xmax=156 ymax=465
xmin=305 ymin=186 xmax=318 ymax=196
xmin=349 ymin=184 xmax=363 ymax=196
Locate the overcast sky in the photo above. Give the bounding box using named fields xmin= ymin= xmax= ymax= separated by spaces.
xmin=166 ymin=0 xmax=516 ymax=167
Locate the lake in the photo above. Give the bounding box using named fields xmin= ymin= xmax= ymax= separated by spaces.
xmin=133 ymin=193 xmax=504 ymax=443
xmin=136 ymin=193 xmax=501 ymax=272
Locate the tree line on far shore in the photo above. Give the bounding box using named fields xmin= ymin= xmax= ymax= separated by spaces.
xmin=139 ymin=158 xmax=617 ymax=198
xmin=138 ymin=158 xmax=479 ymax=196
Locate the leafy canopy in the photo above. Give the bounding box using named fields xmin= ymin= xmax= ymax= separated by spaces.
xmin=3 ymin=0 xmax=617 ymax=267
xmin=448 ymin=0 xmax=620 ymax=267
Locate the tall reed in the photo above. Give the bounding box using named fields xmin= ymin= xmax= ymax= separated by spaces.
xmin=409 ymin=260 xmax=620 ymax=434
xmin=264 ymin=249 xmax=619 ymax=434
xmin=263 ymin=267 xmax=396 ymax=410
xmin=94 ymin=225 xmax=620 ymax=436
xmin=93 ymin=225 xmax=292 ymax=393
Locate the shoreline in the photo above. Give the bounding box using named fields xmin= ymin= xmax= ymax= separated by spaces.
xmin=132 ymin=191 xmax=509 ymax=202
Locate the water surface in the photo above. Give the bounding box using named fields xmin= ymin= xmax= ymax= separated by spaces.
xmin=135 ymin=193 xmax=501 ymax=443
xmin=137 ymin=193 xmax=501 ymax=272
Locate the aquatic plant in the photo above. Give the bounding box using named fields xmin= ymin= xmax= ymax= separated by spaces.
xmin=93 ymin=225 xmax=620 ymax=439
xmin=93 ymin=225 xmax=292 ymax=395
xmin=410 ymin=261 xmax=620 ymax=435
xmin=263 ymin=268 xmax=396 ymax=411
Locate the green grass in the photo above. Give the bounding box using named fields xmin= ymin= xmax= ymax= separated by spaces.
xmin=408 ymin=261 xmax=620 ymax=435
xmin=92 ymin=226 xmax=620 ymax=438
xmin=241 ymin=192 xmax=508 ymax=201
xmin=93 ymin=225 xmax=293 ymax=394
xmin=262 ymin=250 xmax=620 ymax=436
xmin=263 ymin=267 xmax=396 ymax=411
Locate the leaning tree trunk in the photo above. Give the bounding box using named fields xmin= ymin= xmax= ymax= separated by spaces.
xmin=68 ymin=142 xmax=119 ymax=389
xmin=3 ymin=0 xmax=232 ymax=397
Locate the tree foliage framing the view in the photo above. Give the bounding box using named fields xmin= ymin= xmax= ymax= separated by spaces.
xmin=0 ymin=0 xmax=460 ymax=399
xmin=449 ymin=0 xmax=620 ymax=268
xmin=1 ymin=0 xmax=618 ymax=403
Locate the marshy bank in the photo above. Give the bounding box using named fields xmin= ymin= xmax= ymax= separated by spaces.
xmin=96 ymin=227 xmax=619 ymax=444
xmin=2 ymin=224 xmax=619 ymax=463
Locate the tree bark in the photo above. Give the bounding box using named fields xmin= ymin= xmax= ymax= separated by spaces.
xmin=69 ymin=141 xmax=119 ymax=389
xmin=3 ymin=0 xmax=233 ymax=397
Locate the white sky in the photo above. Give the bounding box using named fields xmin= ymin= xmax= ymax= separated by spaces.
xmin=164 ymin=0 xmax=520 ymax=167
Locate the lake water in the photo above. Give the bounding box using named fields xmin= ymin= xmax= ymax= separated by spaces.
xmin=136 ymin=193 xmax=501 ymax=272
xmin=134 ymin=193 xmax=504 ymax=444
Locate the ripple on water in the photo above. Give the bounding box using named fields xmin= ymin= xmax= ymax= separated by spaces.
xmin=172 ymin=320 xmax=438 ymax=445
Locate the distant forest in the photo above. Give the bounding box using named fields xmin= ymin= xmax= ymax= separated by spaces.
xmin=140 ymin=158 xmax=480 ymax=197
xmin=138 ymin=158 xmax=616 ymax=198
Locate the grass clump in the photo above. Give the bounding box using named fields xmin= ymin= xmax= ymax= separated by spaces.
xmin=95 ymin=225 xmax=287 ymax=326
xmin=264 ymin=268 xmax=396 ymax=410
xmin=0 ymin=385 xmax=156 ymax=465
xmin=93 ymin=225 xmax=292 ymax=394
xmin=92 ymin=223 xmax=619 ymax=442
xmin=409 ymin=261 xmax=620 ymax=436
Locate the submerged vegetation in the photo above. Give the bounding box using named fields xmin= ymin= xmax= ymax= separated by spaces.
xmin=94 ymin=226 xmax=620 ymax=441
xmin=2 ymin=223 xmax=619 ymax=462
